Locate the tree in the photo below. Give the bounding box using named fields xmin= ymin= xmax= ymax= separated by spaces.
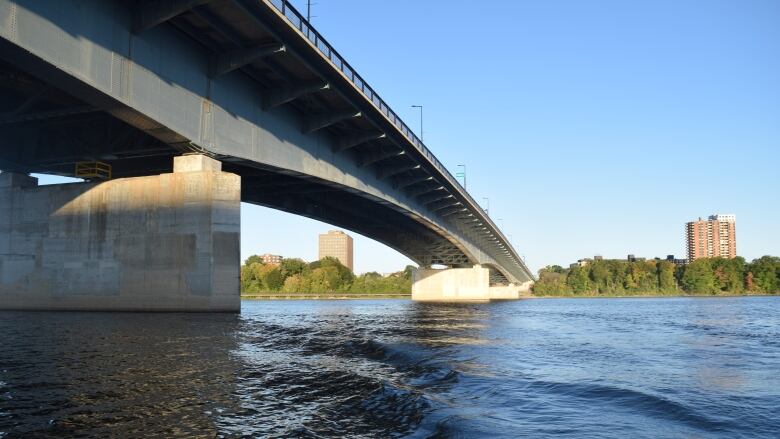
xmin=747 ymin=256 xmax=780 ymax=294
xmin=280 ymin=258 xmax=308 ymax=279
xmin=711 ymin=257 xmax=745 ymax=293
xmin=257 ymin=264 xmax=283 ymax=291
xmin=657 ymin=261 xmax=677 ymax=292
xmin=240 ymin=262 xmax=265 ymax=293
xmin=566 ymin=266 xmax=591 ymax=293
xmin=532 ymin=267 xmax=570 ymax=295
xmin=244 ymin=255 xmax=264 ymax=266
xmin=681 ymin=259 xmax=717 ymax=294
xmin=317 ymin=257 xmax=354 ymax=286
xmin=589 ymin=260 xmax=610 ymax=293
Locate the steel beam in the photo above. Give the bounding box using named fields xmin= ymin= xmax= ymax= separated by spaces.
xmin=419 ymin=191 xmax=451 ymax=205
xmin=303 ymin=110 xmax=361 ymax=134
xmin=263 ymin=82 xmax=330 ymax=110
xmin=406 ymin=184 xmax=442 ymax=198
xmin=393 ymin=174 xmax=432 ymax=189
xmin=428 ymin=199 xmax=460 ymax=211
xmin=0 ymin=106 xmax=100 ymax=124
xmin=209 ymin=43 xmax=286 ymax=78
xmin=333 ymin=132 xmax=385 ymax=153
xmin=378 ymin=163 xmax=420 ymax=180
xmin=358 ymin=148 xmax=404 ymax=167
xmin=438 ymin=206 xmax=466 ymax=217
xmin=133 ymin=0 xmax=214 ymax=33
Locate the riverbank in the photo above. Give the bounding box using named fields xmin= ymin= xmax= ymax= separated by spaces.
xmin=241 ymin=292 xmax=411 ymax=300
xmin=530 ymin=291 xmax=777 ymax=299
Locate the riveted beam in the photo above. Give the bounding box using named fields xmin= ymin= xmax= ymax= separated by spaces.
xmin=303 ymin=110 xmax=361 ymax=133
xmin=209 ymin=43 xmax=285 ymax=78
xmin=133 ymin=0 xmax=214 ymax=33
xmin=358 ymin=148 xmax=404 ymax=167
xmin=263 ymin=82 xmax=330 ymax=110
xmin=333 ymin=132 xmax=385 ymax=153
xmin=378 ymin=163 xmax=420 ymax=180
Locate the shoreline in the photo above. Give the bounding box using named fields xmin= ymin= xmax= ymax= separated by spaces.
xmin=242 ymin=293 xmax=411 ymax=300
xmin=529 ymin=293 xmax=778 ymax=299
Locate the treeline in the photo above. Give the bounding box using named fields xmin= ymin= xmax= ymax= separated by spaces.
xmin=240 ymin=255 xmax=413 ymax=294
xmin=533 ymin=256 xmax=780 ymax=296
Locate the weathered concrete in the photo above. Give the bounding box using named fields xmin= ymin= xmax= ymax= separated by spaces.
xmin=488 ymin=281 xmax=534 ymax=300
xmin=0 ymin=155 xmax=240 ymax=311
xmin=412 ymin=266 xmax=491 ymax=302
xmin=412 ymin=266 xmax=533 ymax=301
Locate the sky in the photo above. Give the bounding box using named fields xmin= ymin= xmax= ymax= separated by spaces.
xmin=36 ymin=0 xmax=780 ymax=274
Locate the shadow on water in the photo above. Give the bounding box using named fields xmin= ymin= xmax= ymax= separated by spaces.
xmin=0 ymin=312 xmax=243 ymax=438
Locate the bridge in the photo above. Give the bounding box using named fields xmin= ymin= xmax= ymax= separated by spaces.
xmin=0 ymin=0 xmax=533 ymax=310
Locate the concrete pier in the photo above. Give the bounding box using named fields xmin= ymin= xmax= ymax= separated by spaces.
xmin=0 ymin=155 xmax=241 ymax=312
xmin=412 ymin=266 xmax=492 ymax=301
xmin=412 ymin=266 xmax=533 ymax=301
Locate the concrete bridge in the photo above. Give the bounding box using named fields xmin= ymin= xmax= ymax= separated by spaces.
xmin=0 ymin=0 xmax=533 ymax=310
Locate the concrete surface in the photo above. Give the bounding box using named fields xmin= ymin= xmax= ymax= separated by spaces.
xmin=412 ymin=266 xmax=492 ymax=302
xmin=0 ymin=156 xmax=241 ymax=311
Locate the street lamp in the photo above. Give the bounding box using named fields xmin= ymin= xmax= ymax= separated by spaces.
xmin=498 ymin=218 xmax=504 ymax=229
xmin=306 ymin=0 xmax=317 ymax=22
xmin=482 ymin=197 xmax=489 ymax=216
xmin=411 ymin=105 xmax=423 ymax=142
xmin=456 ymin=164 xmax=466 ymax=189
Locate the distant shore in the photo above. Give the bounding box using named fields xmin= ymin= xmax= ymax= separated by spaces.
xmin=242 ymin=292 xmax=411 ymax=300
xmin=530 ymin=292 xmax=777 ymax=299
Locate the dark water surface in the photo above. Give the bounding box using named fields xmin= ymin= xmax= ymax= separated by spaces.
xmin=1 ymin=297 xmax=779 ymax=438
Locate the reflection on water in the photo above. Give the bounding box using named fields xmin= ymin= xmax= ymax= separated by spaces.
xmin=1 ymin=298 xmax=779 ymax=438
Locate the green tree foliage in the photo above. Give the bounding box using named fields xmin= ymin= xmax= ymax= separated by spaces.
xmin=279 ymin=258 xmax=308 ymax=279
xmin=681 ymin=259 xmax=717 ymax=294
xmin=532 ymin=267 xmax=568 ymax=296
xmin=241 ymin=255 xmax=410 ymax=294
xmin=240 ymin=262 xmax=265 ymax=293
xmin=244 ymin=255 xmax=264 ymax=266
xmin=566 ymin=266 xmax=591 ymax=293
xmin=657 ymin=261 xmax=677 ymax=292
xmin=747 ymin=256 xmax=780 ymax=293
xmin=532 ymin=256 xmax=780 ymax=296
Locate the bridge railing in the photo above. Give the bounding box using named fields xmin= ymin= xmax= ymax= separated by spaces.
xmin=265 ymin=0 xmax=531 ymax=277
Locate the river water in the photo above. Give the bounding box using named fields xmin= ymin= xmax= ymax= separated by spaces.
xmin=1 ymin=297 xmax=778 ymax=438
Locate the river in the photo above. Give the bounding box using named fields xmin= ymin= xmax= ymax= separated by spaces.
xmin=1 ymin=297 xmax=778 ymax=438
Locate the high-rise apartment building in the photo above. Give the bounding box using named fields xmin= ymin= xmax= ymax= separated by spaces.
xmin=318 ymin=230 xmax=354 ymax=271
xmin=685 ymin=214 xmax=737 ymax=261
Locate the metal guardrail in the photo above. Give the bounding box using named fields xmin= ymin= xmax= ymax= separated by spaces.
xmin=75 ymin=161 xmax=112 ymax=179
xmin=263 ymin=0 xmax=531 ymax=277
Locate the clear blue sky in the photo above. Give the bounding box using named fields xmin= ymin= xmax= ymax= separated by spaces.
xmin=38 ymin=0 xmax=780 ymax=274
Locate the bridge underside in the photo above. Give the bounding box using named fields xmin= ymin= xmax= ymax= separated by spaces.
xmin=0 ymin=0 xmax=533 ymax=287
xmin=0 ymin=58 xmax=470 ymax=270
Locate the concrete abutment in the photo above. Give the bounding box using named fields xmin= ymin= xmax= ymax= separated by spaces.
xmin=0 ymin=155 xmax=241 ymax=312
xmin=411 ymin=266 xmax=532 ymax=301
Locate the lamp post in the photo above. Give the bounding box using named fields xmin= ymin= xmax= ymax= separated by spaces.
xmin=456 ymin=164 xmax=466 ymax=189
xmin=306 ymin=0 xmax=316 ymax=21
xmin=411 ymin=105 xmax=423 ymax=142
xmin=482 ymin=197 xmax=490 ymax=216
xmin=498 ymin=218 xmax=504 ymax=229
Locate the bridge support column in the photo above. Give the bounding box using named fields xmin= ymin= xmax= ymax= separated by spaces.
xmin=0 ymin=155 xmax=241 ymax=312
xmin=411 ymin=265 xmax=491 ymax=302
xmin=488 ymin=281 xmax=534 ymax=300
